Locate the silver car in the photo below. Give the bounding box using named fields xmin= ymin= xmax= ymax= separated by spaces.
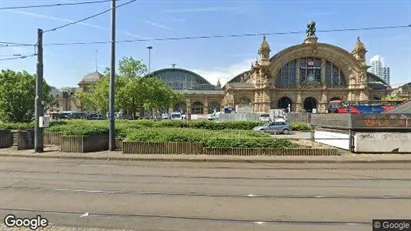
xmin=253 ymin=121 xmax=292 ymax=135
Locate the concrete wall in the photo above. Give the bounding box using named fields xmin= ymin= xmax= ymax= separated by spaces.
xmin=354 ymin=132 xmax=411 ymax=153
xmin=314 ymin=130 xmax=350 ymax=150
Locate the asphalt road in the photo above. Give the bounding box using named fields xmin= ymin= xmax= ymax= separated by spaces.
xmin=0 ymin=157 xmax=410 ymax=231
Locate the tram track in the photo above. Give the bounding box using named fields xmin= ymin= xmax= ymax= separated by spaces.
xmin=1 ymin=158 xmax=408 ymax=230
xmin=1 ymin=169 xmax=409 ymax=181
xmin=1 ymin=158 xmax=410 ymax=170
xmin=3 ymin=174 xmax=406 ymax=189
xmin=1 ymin=185 xmax=410 ymax=200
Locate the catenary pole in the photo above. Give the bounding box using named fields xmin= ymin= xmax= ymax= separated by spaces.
xmin=109 ymin=0 xmax=116 ymax=150
xmin=34 ymin=28 xmax=44 ymax=153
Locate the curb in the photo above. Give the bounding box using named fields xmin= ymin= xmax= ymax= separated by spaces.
xmin=1 ymin=153 xmax=411 ymax=164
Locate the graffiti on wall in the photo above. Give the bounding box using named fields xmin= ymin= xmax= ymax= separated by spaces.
xmin=352 ymin=119 xmax=411 ymax=128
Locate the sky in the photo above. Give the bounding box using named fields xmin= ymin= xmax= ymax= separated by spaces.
xmin=0 ymin=0 xmax=410 ymax=89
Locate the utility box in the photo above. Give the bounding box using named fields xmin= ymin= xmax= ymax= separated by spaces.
xmin=39 ymin=115 xmax=50 ymax=128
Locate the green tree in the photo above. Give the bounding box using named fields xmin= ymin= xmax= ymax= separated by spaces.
xmin=84 ymin=76 xmax=111 ymax=115
xmin=0 ymin=69 xmax=52 ymax=122
xmin=75 ymin=90 xmax=94 ymax=112
xmin=118 ymin=57 xmax=147 ymax=77
xmin=143 ymin=77 xmax=183 ymax=112
xmin=76 ymin=56 xmax=182 ymax=117
xmin=60 ymin=86 xmax=77 ymax=94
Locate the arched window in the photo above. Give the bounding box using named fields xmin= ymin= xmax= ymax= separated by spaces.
xmin=277 ymin=97 xmax=293 ymax=111
xmin=303 ymin=97 xmax=318 ymax=112
xmin=208 ymin=101 xmax=220 ymax=113
xmin=274 ymin=60 xmax=297 ymax=88
xmin=325 ymin=61 xmax=346 ymax=87
xmin=192 ymin=102 xmax=204 ymax=114
xmin=173 ymin=102 xmax=187 ymax=113
xmin=237 ymin=97 xmax=252 ymax=106
xmin=300 ymin=58 xmax=322 ymax=84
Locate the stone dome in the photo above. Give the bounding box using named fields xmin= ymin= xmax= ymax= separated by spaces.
xmin=78 ymin=71 xmax=103 ymax=85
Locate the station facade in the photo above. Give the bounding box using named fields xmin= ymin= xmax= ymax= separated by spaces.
xmin=49 ymin=22 xmax=392 ymax=115
xmin=152 ymin=22 xmax=391 ymax=114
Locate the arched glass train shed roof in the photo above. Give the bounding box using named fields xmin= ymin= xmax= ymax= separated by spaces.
xmin=150 ymin=68 xmax=220 ymax=91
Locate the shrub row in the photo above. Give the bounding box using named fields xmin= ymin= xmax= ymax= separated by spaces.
xmin=290 ymin=122 xmax=313 ymax=131
xmin=124 ymin=127 xmax=298 ymax=148
xmin=1 ymin=119 xmax=312 ymax=136
xmin=1 ymin=120 xmax=265 ymax=131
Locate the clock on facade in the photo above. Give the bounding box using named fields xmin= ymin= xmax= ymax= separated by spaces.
xmin=308 ymin=73 xmax=315 ymax=82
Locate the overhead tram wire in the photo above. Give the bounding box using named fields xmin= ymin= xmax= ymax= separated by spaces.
xmin=0 ymin=54 xmax=24 ymax=57
xmin=0 ymin=54 xmax=37 ymax=61
xmin=41 ymin=24 xmax=411 ymax=46
xmin=43 ymin=0 xmax=137 ymax=33
xmin=3 ymin=24 xmax=410 ymax=47
xmin=0 ymin=41 xmax=34 ymax=47
xmin=0 ymin=0 xmax=121 ymax=10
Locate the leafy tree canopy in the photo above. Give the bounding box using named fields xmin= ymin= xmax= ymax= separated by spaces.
xmin=75 ymin=57 xmax=183 ymax=116
xmin=0 ymin=69 xmax=52 ymax=123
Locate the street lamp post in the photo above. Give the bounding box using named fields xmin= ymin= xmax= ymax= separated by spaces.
xmin=147 ymin=46 xmax=153 ymax=75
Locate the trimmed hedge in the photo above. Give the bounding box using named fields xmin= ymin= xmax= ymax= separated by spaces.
xmin=1 ymin=119 xmax=266 ymax=132
xmin=0 ymin=122 xmax=35 ymax=130
xmin=0 ymin=120 xmax=68 ymax=130
xmin=2 ymin=120 xmax=311 ymax=139
xmin=46 ymin=124 xmax=108 ymax=136
xmin=124 ymin=128 xmax=298 ymax=148
xmin=290 ymin=122 xmax=312 ymax=131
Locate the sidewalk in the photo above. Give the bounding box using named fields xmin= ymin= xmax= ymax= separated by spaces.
xmin=0 ymin=147 xmax=410 ymax=163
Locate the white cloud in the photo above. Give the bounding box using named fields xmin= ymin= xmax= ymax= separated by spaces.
xmin=161 ymin=7 xmax=240 ymax=13
xmin=192 ymin=59 xmax=254 ymax=86
xmin=144 ymin=20 xmax=179 ymax=32
xmin=6 ymin=9 xmax=150 ymax=39
xmin=7 ymin=9 xmax=108 ymax=30
xmin=123 ymin=32 xmax=152 ymax=40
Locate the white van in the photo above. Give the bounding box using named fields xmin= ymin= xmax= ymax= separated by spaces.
xmin=170 ymin=112 xmax=182 ymax=120
xmin=259 ymin=113 xmax=270 ymax=122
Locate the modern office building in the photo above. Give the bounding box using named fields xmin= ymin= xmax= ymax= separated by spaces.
xmin=369 ymin=55 xmax=390 ymax=85
xmin=383 ymin=67 xmax=390 ymax=85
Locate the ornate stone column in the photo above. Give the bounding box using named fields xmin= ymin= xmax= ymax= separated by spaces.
xmin=296 ymin=60 xmax=301 ymax=87
xmin=203 ymin=98 xmax=209 ymax=115
xmin=320 ymin=91 xmax=328 ymax=113
xmin=261 ymin=89 xmax=271 ymax=112
xmin=186 ymin=98 xmax=192 ymax=115
xmin=321 ymin=58 xmax=326 ymax=87
xmin=296 ymin=92 xmax=302 ymax=112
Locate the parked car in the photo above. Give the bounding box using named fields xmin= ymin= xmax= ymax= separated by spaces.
xmin=252 ymin=121 xmax=292 ymax=134
xmin=170 ymin=112 xmax=183 ymax=120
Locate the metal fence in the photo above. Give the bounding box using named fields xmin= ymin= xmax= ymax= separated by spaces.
xmin=218 ymin=113 xmax=261 ymax=122
xmin=286 ymin=112 xmax=311 ymax=123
